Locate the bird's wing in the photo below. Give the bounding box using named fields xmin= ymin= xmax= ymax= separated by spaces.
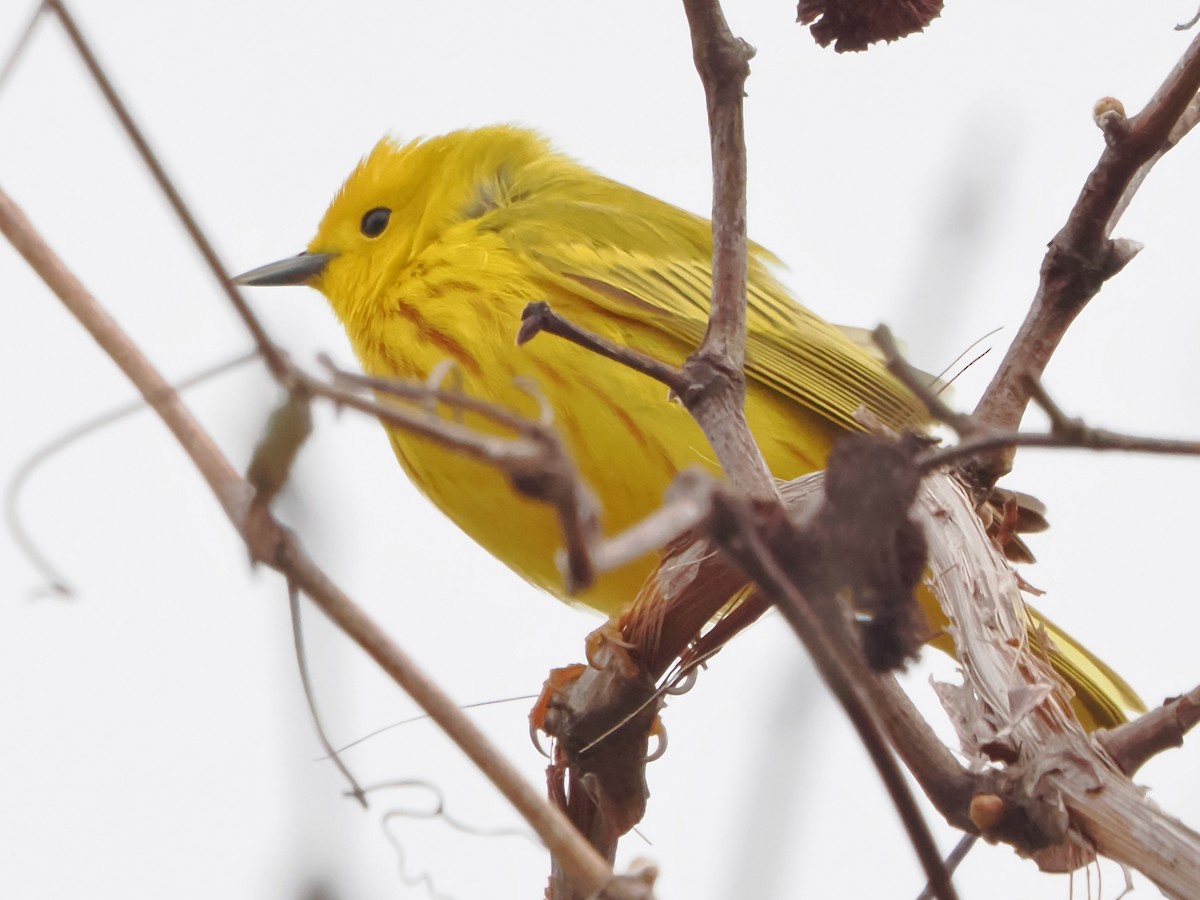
xmin=485 ymin=194 xmax=927 ymax=433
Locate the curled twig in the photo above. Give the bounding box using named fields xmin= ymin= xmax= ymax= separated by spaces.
xmin=288 ymin=582 xmax=368 ymax=808
xmin=5 ymin=350 xmax=257 ymax=596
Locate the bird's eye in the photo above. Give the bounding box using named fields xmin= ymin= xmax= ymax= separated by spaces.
xmin=360 ymin=207 xmax=391 ymax=238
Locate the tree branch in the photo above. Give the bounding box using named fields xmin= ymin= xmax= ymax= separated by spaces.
xmin=968 ymin=27 xmax=1200 ymax=486
xmin=874 ymin=325 xmax=1200 ymax=472
xmin=679 ymin=0 xmax=776 ymax=500
xmin=1099 ymin=685 xmax=1200 ymax=777
xmin=708 ymin=484 xmax=959 ymax=900
xmin=44 ymin=0 xmax=291 ymax=381
xmin=919 ymin=474 xmax=1200 ymax=897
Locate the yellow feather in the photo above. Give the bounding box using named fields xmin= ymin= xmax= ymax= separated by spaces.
xmin=254 ymin=125 xmax=1141 ymax=729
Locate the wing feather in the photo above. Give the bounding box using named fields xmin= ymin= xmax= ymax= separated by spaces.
xmin=482 ymin=187 xmax=927 ymax=434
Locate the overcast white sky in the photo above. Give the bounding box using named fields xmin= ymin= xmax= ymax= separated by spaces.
xmin=2 ymin=1 xmax=1200 ymax=898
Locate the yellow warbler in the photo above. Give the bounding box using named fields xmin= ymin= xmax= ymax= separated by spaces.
xmin=236 ymin=125 xmax=1141 ymax=729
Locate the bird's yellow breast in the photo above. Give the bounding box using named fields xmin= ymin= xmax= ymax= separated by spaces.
xmin=345 ymin=231 xmax=837 ymax=612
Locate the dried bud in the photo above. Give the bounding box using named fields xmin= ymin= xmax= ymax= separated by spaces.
xmin=1093 ymin=96 xmax=1130 ymax=144
xmin=1093 ymin=96 xmax=1127 ymax=120
xmin=246 ymin=389 xmax=313 ymax=507
xmin=797 ymin=0 xmax=943 ymax=52
xmin=968 ymin=793 xmax=1007 ymax=837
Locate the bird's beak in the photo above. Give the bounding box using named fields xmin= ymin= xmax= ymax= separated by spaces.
xmin=232 ymin=251 xmax=336 ymax=286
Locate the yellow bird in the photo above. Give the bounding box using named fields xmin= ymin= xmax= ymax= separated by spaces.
xmin=236 ymin=125 xmax=1141 ymax=730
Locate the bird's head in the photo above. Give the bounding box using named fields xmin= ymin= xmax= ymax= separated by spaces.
xmin=233 ymin=125 xmax=556 ymax=323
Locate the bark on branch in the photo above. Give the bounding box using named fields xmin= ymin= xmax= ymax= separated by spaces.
xmin=968 ymin=26 xmax=1200 ymax=487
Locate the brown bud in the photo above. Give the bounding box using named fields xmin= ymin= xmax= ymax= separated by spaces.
xmin=969 ymin=793 xmax=1007 ymax=838
xmin=798 ymin=0 xmax=944 ymax=52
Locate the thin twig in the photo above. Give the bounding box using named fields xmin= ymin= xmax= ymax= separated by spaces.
xmin=914 ymin=836 xmax=977 ymax=900
xmin=288 ymin=583 xmax=368 ymax=807
xmin=0 ymin=1 xmax=45 ymax=92
xmin=920 ymin=426 xmax=1200 ymax=472
xmin=310 ymin=372 xmax=549 ymax=467
xmin=519 ymin=302 xmax=689 ymax=394
xmin=370 ymin=779 xmax=537 ymax=842
xmin=681 ymin=0 xmax=752 ymax=371
xmin=323 ymin=351 xmax=570 ymax=436
xmin=44 ymin=0 xmax=289 ymax=380
xmin=872 ymin=329 xmax=1200 ymax=471
xmin=930 ymin=327 xmax=1001 ymax=392
xmin=874 ymin=325 xmax=978 ymax=436
xmin=1098 ymin=684 xmax=1200 ymax=777
xmin=325 ymin=695 xmax=539 ymax=758
xmin=5 ymin=350 xmax=257 ymax=595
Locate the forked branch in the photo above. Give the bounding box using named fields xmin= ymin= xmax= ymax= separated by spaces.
xmin=968 ymin=26 xmax=1200 ymax=486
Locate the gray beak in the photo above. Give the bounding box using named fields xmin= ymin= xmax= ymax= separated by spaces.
xmin=232 ymin=252 xmax=336 ymax=286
